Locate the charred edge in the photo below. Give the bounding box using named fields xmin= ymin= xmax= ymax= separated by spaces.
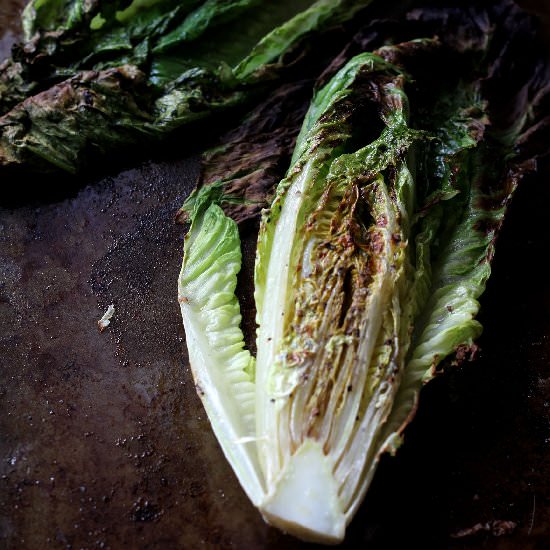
xmin=338 ymin=267 xmax=354 ymax=328
xmin=196 ymin=82 xmax=312 ymax=223
xmin=451 ymin=343 xmax=480 ymax=367
xmin=475 ymin=159 xmax=536 ymax=212
xmin=473 ymin=217 xmax=501 ymax=238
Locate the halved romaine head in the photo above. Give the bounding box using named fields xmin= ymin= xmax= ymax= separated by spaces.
xmin=178 ymin=3 xmax=549 ymax=542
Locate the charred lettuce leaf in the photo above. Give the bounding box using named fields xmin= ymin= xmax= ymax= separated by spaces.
xmin=0 ymin=65 xmax=158 ymax=172
xmin=0 ymin=0 xmax=375 ymax=172
xmin=179 ymin=80 xmax=313 ymax=224
xmin=177 ymin=1 xmax=549 ymax=543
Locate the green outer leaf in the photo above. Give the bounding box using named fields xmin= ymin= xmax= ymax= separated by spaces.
xmin=153 ymin=0 xmax=261 ymax=53
xmin=373 ymin=93 xmax=512 ymax=489
xmin=22 ymin=0 xmax=101 ymax=40
xmin=234 ymin=0 xmax=374 ymax=82
xmin=116 ymin=0 xmax=174 ymax=24
xmin=178 ymin=199 xmax=264 ymax=505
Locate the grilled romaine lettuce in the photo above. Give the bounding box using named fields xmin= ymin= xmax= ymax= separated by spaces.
xmin=178 ymin=2 xmax=548 ymax=540
xmin=0 ymin=0 xmax=374 ymax=172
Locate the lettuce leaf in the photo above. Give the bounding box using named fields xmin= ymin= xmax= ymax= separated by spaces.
xmin=178 ymin=188 xmax=264 ymax=505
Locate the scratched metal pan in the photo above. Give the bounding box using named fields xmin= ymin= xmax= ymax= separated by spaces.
xmin=1 ymin=1 xmax=549 ymax=549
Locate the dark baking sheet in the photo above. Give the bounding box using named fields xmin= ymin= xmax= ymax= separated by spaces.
xmin=1 ymin=2 xmax=549 ymax=548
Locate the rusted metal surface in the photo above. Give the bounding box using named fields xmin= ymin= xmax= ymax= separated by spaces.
xmin=1 ymin=2 xmax=549 ymax=549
